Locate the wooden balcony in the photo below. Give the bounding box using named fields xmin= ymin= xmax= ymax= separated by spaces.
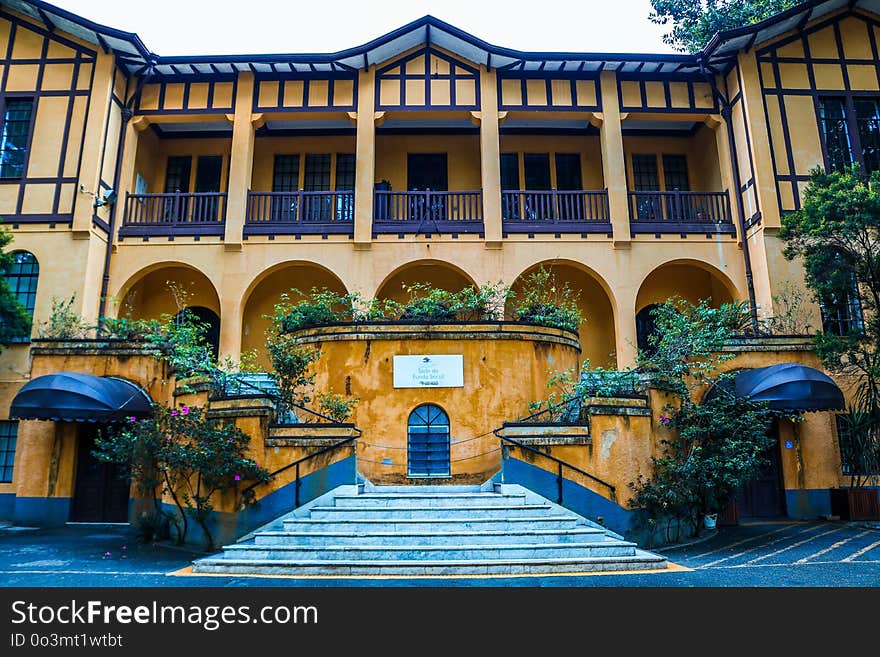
xmin=120 ymin=192 xmax=226 ymax=237
xmin=628 ymin=191 xmax=735 ymax=235
xmin=501 ymin=190 xmax=611 ymax=234
xmin=372 ymin=190 xmax=483 ymax=235
xmin=245 ymin=191 xmax=355 ymax=236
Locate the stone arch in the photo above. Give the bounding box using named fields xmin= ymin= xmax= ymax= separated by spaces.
xmin=374 ymin=259 xmax=478 ymax=304
xmin=241 ymin=261 xmax=349 ymax=365
xmin=635 ymin=259 xmax=739 ymax=314
xmin=115 ymin=262 xmax=221 ymax=321
xmin=509 ymin=259 xmax=617 ymax=368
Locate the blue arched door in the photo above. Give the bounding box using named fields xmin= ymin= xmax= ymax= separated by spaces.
xmin=407 ymin=404 xmax=450 ymax=478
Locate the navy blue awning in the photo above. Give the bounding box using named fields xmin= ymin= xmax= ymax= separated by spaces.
xmin=703 ymin=363 xmax=845 ymax=413
xmin=10 ymin=372 xmax=153 ymax=422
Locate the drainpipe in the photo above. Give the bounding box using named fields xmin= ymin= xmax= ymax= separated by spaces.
xmin=710 ymin=69 xmax=760 ymax=333
xmin=97 ymin=67 xmax=151 ymax=321
xmin=721 ymin=103 xmax=760 ymax=334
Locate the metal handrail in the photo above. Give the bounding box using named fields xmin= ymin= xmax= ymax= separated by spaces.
xmin=493 ymin=428 xmax=616 ymax=503
xmin=242 ymin=432 xmax=360 ymax=508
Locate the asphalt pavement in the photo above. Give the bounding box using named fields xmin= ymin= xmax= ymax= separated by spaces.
xmin=0 ymin=519 xmax=878 ymax=587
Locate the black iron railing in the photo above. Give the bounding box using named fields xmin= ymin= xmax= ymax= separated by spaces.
xmin=494 ymin=430 xmax=617 ymax=504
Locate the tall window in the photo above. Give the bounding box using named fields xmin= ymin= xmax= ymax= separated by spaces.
xmin=631 ymin=154 xmax=660 ymax=220
xmin=5 ymin=251 xmax=38 ymax=342
xmin=631 ymin=154 xmax=659 ymax=190
xmin=818 ymin=96 xmax=880 ymax=174
xmin=662 ymin=155 xmax=690 ymax=191
xmin=303 ymin=154 xmax=331 ymax=191
xmin=523 ymin=153 xmax=551 ymax=190
xmin=0 ymin=421 xmax=16 ymax=483
xmin=820 ymin=274 xmax=864 ymax=336
xmin=272 ymin=154 xmax=300 ymax=192
xmin=554 ymin=154 xmax=583 ymax=191
xmin=500 ymin=153 xmax=520 ymax=190
xmin=335 ymin=154 xmax=356 ymax=221
xmin=0 ymin=99 xmax=33 ymax=179
xmin=854 ymin=98 xmax=880 ymax=174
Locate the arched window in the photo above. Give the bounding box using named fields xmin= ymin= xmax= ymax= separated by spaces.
xmin=6 ymin=251 xmax=38 ymax=342
xmin=174 ymin=306 xmax=220 ymax=359
xmin=407 ymin=404 xmax=450 ymax=478
xmin=636 ymin=303 xmax=662 ymax=354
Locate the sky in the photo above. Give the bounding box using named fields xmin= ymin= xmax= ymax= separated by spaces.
xmin=47 ymin=0 xmax=679 ymax=56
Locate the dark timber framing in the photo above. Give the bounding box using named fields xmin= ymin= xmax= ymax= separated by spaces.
xmin=0 ymin=8 xmax=96 ymax=225
xmin=755 ymin=7 xmax=880 ymax=214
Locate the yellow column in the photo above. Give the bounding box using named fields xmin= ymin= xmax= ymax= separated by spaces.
xmin=218 ymin=295 xmax=242 ymax=363
xmin=225 ymin=72 xmax=257 ymax=248
xmin=614 ymin=287 xmax=639 ymax=369
xmin=353 ymin=69 xmax=376 ymax=247
xmin=72 ymin=52 xmax=115 ymax=235
xmin=597 ymin=71 xmax=630 ymax=247
xmin=479 ymin=67 xmax=502 ymax=247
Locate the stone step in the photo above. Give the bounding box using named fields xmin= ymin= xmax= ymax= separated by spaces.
xmin=192 ymin=552 xmax=668 ymax=576
xmin=214 ymin=541 xmax=637 ymax=562
xmin=254 ymin=527 xmax=609 ymax=547
xmin=333 ymin=493 xmax=527 ymax=508
xmin=366 ymin=485 xmax=483 ymax=494
xmin=281 ymin=516 xmax=580 ymax=533
xmin=308 ymin=504 xmax=552 ymax=520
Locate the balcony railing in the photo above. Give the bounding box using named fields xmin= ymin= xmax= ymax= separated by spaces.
xmin=120 ymin=192 xmax=226 ymax=237
xmin=373 ymin=190 xmax=483 ymax=234
xmin=628 ymin=191 xmax=735 ymax=234
xmin=245 ymin=190 xmax=355 ymax=236
xmin=501 ymin=190 xmax=610 ymax=233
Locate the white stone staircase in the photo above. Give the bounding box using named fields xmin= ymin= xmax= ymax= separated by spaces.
xmin=192 ymin=483 xmax=667 ymax=576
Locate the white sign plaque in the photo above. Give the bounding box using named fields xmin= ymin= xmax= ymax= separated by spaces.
xmin=393 ymin=355 xmax=464 ymax=388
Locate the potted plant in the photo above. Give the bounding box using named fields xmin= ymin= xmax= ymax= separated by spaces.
xmin=832 ymin=408 xmax=880 ymax=520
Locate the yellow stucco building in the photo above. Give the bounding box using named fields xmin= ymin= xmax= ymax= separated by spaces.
xmin=0 ymin=0 xmax=876 ymax=545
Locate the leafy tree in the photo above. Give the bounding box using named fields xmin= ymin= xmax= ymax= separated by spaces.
xmin=95 ymin=404 xmax=269 ymax=549
xmin=649 ymin=0 xmax=803 ymax=53
xmin=629 ymin=298 xmax=779 ymax=541
xmin=780 ymin=166 xmax=880 ymax=413
xmin=0 ymin=227 xmax=32 ymax=348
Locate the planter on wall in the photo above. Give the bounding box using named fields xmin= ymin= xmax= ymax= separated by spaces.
xmin=830 ymin=487 xmax=880 ymax=521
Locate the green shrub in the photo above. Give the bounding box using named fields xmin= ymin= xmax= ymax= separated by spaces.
xmin=510 ymin=266 xmax=583 ymax=332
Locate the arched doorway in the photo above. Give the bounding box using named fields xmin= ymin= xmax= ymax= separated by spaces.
xmin=407 ymin=404 xmax=451 ymax=478
xmin=375 ymin=260 xmax=476 ymax=305
xmin=176 ymin=306 xmax=220 ymax=359
xmin=509 ymin=261 xmax=617 ymax=368
xmin=635 ymin=303 xmax=662 ymax=354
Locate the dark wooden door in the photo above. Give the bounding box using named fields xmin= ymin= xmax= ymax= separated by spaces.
xmin=71 ymin=425 xmax=130 ymax=523
xmin=736 ymin=424 xmax=786 ymax=518
xmin=194 ymin=155 xmax=223 ymax=221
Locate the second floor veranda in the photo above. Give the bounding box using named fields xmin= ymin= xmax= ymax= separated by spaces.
xmin=118 ymin=112 xmax=736 ymax=241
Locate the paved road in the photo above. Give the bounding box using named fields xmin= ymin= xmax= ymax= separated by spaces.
xmin=1 ymin=520 xmax=878 ymax=586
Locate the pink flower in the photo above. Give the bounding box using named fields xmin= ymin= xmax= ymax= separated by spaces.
xmin=103 ymin=551 xmax=112 ymax=557
xmin=128 ymin=416 xmax=137 ymax=423
xmin=171 ymin=410 xmax=179 ymax=417
xmin=659 ymin=415 xmax=671 ymax=426
xmin=180 ymin=405 xmax=190 ymax=415
xmin=234 ymin=475 xmax=241 ymax=482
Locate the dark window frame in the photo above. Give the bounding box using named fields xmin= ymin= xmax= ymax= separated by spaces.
xmin=818 ymin=95 xmax=880 ymax=175
xmin=0 ymin=420 xmax=17 ymax=483
xmin=0 ymin=97 xmax=36 ymax=180
xmin=661 ymin=154 xmax=690 ymax=191
xmin=5 ymin=250 xmax=38 ymax=343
